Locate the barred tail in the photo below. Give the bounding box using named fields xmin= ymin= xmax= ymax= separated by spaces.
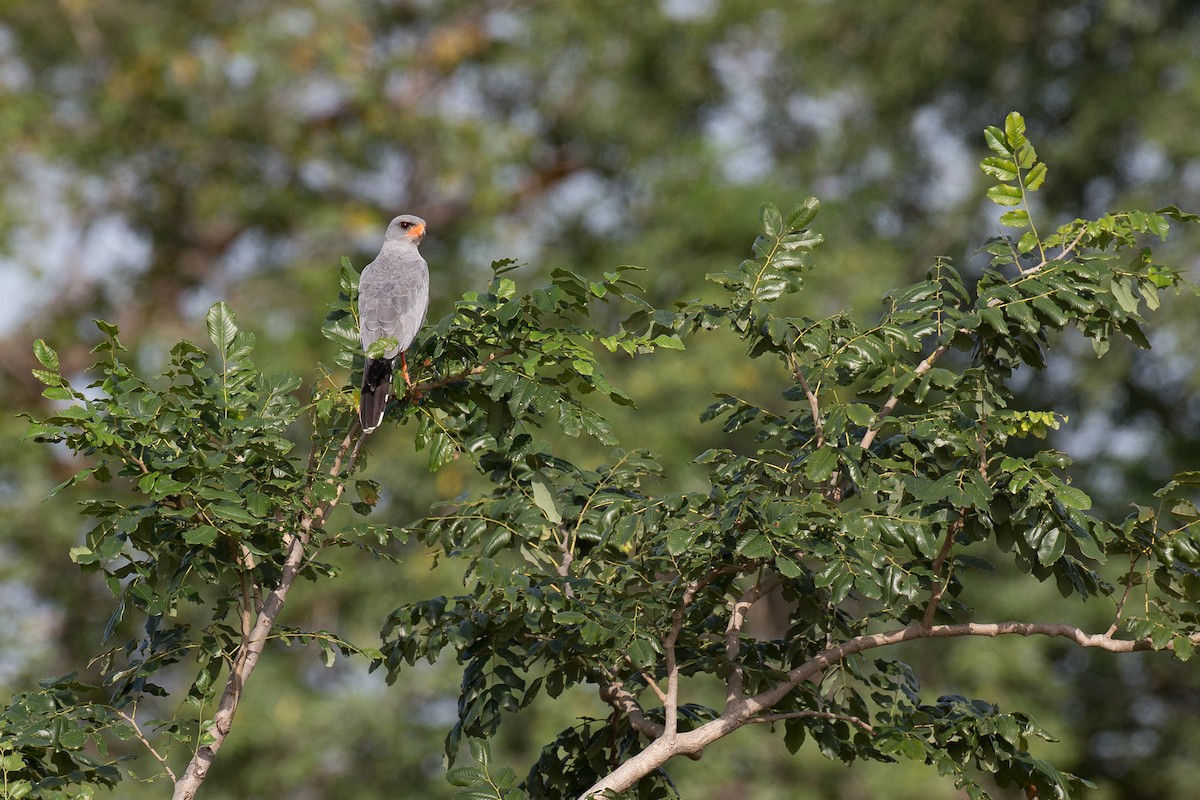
xmin=360 ymin=358 xmax=394 ymax=433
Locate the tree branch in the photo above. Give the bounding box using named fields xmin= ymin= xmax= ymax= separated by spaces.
xmin=412 ymin=348 xmax=514 ymax=394
xmin=579 ymin=619 xmax=1200 ymax=799
xmin=745 ymin=621 xmax=1199 ymax=719
xmin=1107 ymin=555 xmax=1142 ymax=637
xmin=724 ymin=574 xmax=783 ymax=705
xmin=115 ymin=707 xmax=177 ymax=784
xmin=747 ymin=709 xmax=874 ymax=734
xmin=638 ymin=670 xmax=667 ymax=704
xmin=921 ymin=518 xmax=960 ymax=628
xmin=660 ymin=566 xmax=740 ymax=737
xmin=597 ymin=679 xmax=664 ymax=739
xmin=172 ymin=429 xmax=365 ymax=800
xmin=787 ymin=354 xmax=824 ymax=448
xmin=1026 ymin=225 xmax=1088 ymax=274
xmin=859 ymin=344 xmax=949 ymax=451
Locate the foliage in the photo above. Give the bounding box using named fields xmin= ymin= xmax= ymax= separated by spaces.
xmin=0 ymin=676 xmax=128 ymax=800
xmin=12 ymin=114 xmax=1200 ymax=799
xmin=18 ymin=252 xmax=665 ymax=797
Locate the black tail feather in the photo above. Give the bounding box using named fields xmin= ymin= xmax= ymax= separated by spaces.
xmin=360 ymin=358 xmax=394 ymax=433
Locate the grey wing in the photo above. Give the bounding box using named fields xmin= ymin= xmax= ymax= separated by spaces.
xmin=359 ymin=259 xmax=430 ymax=358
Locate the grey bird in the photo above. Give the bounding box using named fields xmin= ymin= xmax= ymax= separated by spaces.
xmin=357 ymin=214 xmax=430 ymax=433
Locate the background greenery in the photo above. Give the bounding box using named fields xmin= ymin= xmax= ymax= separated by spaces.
xmin=3 ymin=2 xmax=1200 ymax=798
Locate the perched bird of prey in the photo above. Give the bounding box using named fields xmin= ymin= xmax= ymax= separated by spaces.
xmin=357 ymin=214 xmax=430 ymax=433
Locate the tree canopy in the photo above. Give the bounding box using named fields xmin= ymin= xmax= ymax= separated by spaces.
xmin=8 ymin=113 xmax=1200 ymax=799
xmin=6 ymin=4 xmax=1200 ymax=799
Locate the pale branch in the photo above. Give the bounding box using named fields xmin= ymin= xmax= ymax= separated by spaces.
xmin=237 ymin=569 xmax=254 ymax=645
xmin=556 ymin=542 xmax=575 ymax=599
xmin=115 ymin=708 xmax=177 ymax=784
xmin=639 ymin=671 xmax=667 ymax=704
xmin=580 ymin=620 xmax=1200 ymax=799
xmin=238 ymin=544 xmax=261 ymax=605
xmin=724 ymin=575 xmax=783 ymax=704
xmin=597 ymin=679 xmax=664 ymax=739
xmin=662 ymin=565 xmax=742 ymax=736
xmin=787 ymin=354 xmax=824 ymax=448
xmin=921 ymin=518 xmax=961 ymax=628
xmin=1107 ymin=555 xmax=1142 ymax=637
xmin=746 ymin=621 xmax=1200 ymax=719
xmin=172 ymin=429 xmax=365 ymax=800
xmin=747 ymin=709 xmax=875 ymax=734
xmin=859 ymin=343 xmax=949 ymax=452
xmin=412 ymin=348 xmax=515 ymax=394
xmin=1027 ymin=225 xmax=1088 ymax=274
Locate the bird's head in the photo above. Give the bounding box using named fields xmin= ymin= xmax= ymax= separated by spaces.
xmin=386 ymin=214 xmax=427 ymax=245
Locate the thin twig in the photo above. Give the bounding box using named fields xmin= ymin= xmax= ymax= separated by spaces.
xmin=115 ymin=708 xmax=177 ymax=783
xmin=637 ymin=671 xmax=667 ymax=704
xmin=1026 ymin=226 xmax=1088 ymax=274
xmin=788 ymin=354 xmax=824 ymax=448
xmin=1106 ymin=555 xmax=1141 ymax=637
xmin=922 ymin=518 xmax=961 ymax=628
xmin=859 ymin=344 xmax=949 ymax=451
xmin=413 ymin=348 xmax=515 ymax=394
xmin=724 ymin=575 xmax=783 ymax=705
xmin=747 ymin=709 xmax=875 ymax=734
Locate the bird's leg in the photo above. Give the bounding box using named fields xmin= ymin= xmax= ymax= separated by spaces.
xmin=400 ymin=352 xmax=425 ymax=402
xmin=399 ymin=352 xmax=412 ymax=387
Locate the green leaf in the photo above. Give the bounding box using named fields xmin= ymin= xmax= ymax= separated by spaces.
xmin=805 ymin=447 xmax=838 ymax=482
xmin=627 ymin=638 xmax=658 ymax=669
xmin=1017 ymin=230 xmax=1040 ymax=254
xmin=1109 ymin=278 xmax=1140 ymax=314
xmin=776 ymin=556 xmax=804 ymax=578
xmin=735 ymin=532 xmax=773 ymax=560
xmin=447 ymin=767 xmax=486 ymax=787
xmin=366 ymin=337 xmax=399 ymax=360
xmin=1036 ymin=526 xmax=1066 ymax=566
xmin=69 ymin=546 xmax=98 ymax=565
xmin=787 ymin=196 xmax=820 ymax=229
xmin=666 ymin=528 xmax=693 ymax=556
xmin=1004 ymin=111 xmax=1027 ymax=148
xmin=1056 ymin=486 xmax=1092 ymax=511
xmin=33 ymin=338 xmax=60 ymax=370
xmin=530 ymin=477 xmax=562 ymax=525
xmin=469 ymin=739 xmax=490 ymax=768
xmin=1174 ymin=635 xmax=1194 ymax=662
xmin=983 ymin=126 xmax=1011 ymax=158
xmin=999 ymin=209 xmax=1030 ymax=228
xmin=94 ymin=318 xmax=120 ymax=338
xmin=206 ymin=302 xmax=238 ymax=353
xmin=184 ymin=525 xmax=220 ymax=546
xmin=980 ymin=157 xmax=1017 ymax=181
xmin=760 ymin=203 xmax=783 ymax=237
xmin=209 ymin=503 xmax=259 ymax=525
xmin=986 ymin=185 xmax=1023 ymax=207
xmin=1024 ymin=161 xmax=1048 ymax=190
xmin=652 ymin=333 xmax=686 ymax=350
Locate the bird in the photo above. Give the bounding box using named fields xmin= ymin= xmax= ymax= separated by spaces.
xmin=357 ymin=214 xmax=430 ymax=433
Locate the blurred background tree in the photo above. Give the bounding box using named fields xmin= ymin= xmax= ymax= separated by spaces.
xmin=3 ymin=1 xmax=1200 ymax=798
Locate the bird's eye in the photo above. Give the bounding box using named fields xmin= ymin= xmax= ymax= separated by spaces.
xmin=399 ymin=221 xmax=411 ymax=229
